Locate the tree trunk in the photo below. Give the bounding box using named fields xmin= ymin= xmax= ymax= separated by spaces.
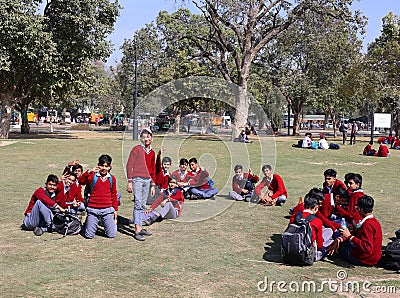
xmin=330 ymin=111 xmax=337 ymax=138
xmin=0 ymin=105 xmax=12 ymax=139
xmin=231 ymin=85 xmax=250 ymax=140
xmin=20 ymin=108 xmax=30 ymax=134
xmin=292 ymin=112 xmax=301 ymax=136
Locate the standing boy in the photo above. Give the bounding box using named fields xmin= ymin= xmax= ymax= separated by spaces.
xmin=23 ymin=174 xmax=66 ymax=236
xmin=78 ymin=154 xmax=118 ymax=239
xmin=126 ymin=128 xmax=156 ymax=241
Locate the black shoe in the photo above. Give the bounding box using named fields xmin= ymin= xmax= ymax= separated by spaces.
xmin=33 ymin=227 xmax=43 ymax=236
xmin=133 ymin=234 xmax=145 ymax=241
xmin=139 ymin=229 xmax=152 ymax=236
xmin=128 ymin=218 xmax=134 ymax=224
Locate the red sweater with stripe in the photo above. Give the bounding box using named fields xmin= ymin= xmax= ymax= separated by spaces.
xmin=78 ymin=171 xmax=118 ymax=211
xmin=255 ymin=174 xmax=288 ymax=199
xmin=150 ymin=187 xmax=184 ymax=217
xmin=126 ymin=145 xmax=156 ymax=183
xmin=24 ymin=187 xmax=57 ymax=215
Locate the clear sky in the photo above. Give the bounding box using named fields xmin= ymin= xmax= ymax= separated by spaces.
xmin=106 ymin=0 xmax=400 ymax=66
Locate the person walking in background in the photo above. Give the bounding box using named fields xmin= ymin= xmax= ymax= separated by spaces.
xmin=340 ymin=120 xmax=348 ymax=145
xmin=350 ymin=121 xmax=358 ymax=145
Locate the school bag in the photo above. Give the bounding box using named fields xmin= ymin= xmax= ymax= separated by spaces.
xmin=52 ymin=212 xmax=82 ymax=236
xmin=339 ymin=124 xmax=345 ymax=132
xmin=84 ymin=174 xmax=113 ymax=207
xmin=206 ymin=177 xmax=214 ymax=188
xmin=381 ymin=238 xmax=400 ymax=271
xmin=281 ymin=213 xmax=317 ymax=266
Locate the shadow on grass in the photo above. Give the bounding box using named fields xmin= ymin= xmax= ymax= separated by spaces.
xmin=9 ymin=131 xmax=80 ymax=140
xmin=116 ymin=215 xmax=135 ymax=237
xmin=263 ymin=233 xmax=284 ymax=264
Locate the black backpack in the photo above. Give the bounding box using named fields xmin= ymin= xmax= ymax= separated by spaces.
xmin=381 ymin=239 xmax=400 ymax=271
xmin=282 ymin=213 xmax=317 ymax=266
xmin=52 ymin=212 xmax=82 ymax=236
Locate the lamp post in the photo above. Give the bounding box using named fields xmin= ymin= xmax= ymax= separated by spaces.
xmin=133 ymin=42 xmax=138 ymax=140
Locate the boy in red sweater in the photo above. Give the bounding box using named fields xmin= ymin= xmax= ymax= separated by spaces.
xmin=143 ymin=175 xmax=184 ymax=226
xmin=326 ymin=195 xmax=382 ymax=266
xmin=126 ymin=128 xmax=156 ymax=241
xmin=254 ymin=165 xmax=288 ymax=206
xmin=186 ymin=157 xmax=218 ymax=199
xmin=23 ymin=174 xmax=66 ymax=236
xmin=78 ymin=154 xmax=118 ymax=239
xmin=322 ymin=169 xmax=346 ymax=195
xmin=172 ymin=158 xmax=190 ymax=187
xmin=229 ymin=165 xmax=259 ymax=201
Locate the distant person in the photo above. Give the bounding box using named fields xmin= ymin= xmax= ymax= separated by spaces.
xmin=349 ymin=122 xmax=358 ymax=145
xmin=302 ymin=132 xmax=312 ymax=148
xmin=339 ymin=120 xmax=348 ymax=145
xmin=377 ymin=142 xmax=389 ymax=157
xmin=363 ymin=141 xmax=376 ymax=156
xmin=250 ymin=126 xmax=257 ymax=135
xmin=318 ymin=134 xmax=329 ymax=150
xmin=237 ymin=129 xmax=251 ymax=143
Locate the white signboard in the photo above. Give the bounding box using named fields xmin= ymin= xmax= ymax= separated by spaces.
xmin=374 ymin=113 xmax=391 ymax=129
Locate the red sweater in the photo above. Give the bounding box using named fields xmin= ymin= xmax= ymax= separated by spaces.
xmin=336 ymin=189 xmax=363 ymax=223
xmin=290 ymin=210 xmax=323 ymax=249
xmin=318 ymin=194 xmax=341 ymax=231
xmin=155 ymin=154 xmax=170 ymax=189
xmin=24 ymin=187 xmax=57 ymax=215
xmin=55 ymin=182 xmax=69 ymax=209
xmin=322 ymin=179 xmax=346 ymax=195
xmin=377 ymin=144 xmax=389 ymax=157
xmin=188 ymin=168 xmax=210 ymax=190
xmin=349 ymin=216 xmax=382 ymax=266
xmin=255 ymin=174 xmax=288 ymax=199
xmin=68 ymin=182 xmax=83 ymax=203
xmin=232 ymin=173 xmax=259 ymax=194
xmin=150 ymin=187 xmax=184 ymax=217
xmin=126 ymin=145 xmax=156 ymax=183
xmin=78 ymin=171 xmax=118 ymax=211
xmin=171 ymin=169 xmax=189 ymax=183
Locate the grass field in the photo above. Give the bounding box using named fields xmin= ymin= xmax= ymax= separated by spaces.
xmin=0 ymin=130 xmax=399 ymax=297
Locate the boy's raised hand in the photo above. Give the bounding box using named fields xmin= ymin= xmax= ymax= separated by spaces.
xmin=89 ymin=166 xmax=100 ymax=173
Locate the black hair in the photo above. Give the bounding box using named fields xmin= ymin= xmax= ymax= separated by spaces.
xmin=162 ymin=156 xmax=172 ymax=164
xmin=350 ymin=173 xmax=362 ymax=188
xmin=98 ymin=154 xmax=112 ymax=165
xmin=179 ymin=158 xmax=189 ymax=166
xmin=188 ymin=157 xmax=198 ymax=164
xmin=46 ymin=174 xmax=59 ymax=184
xmin=306 ymin=188 xmax=324 ymax=202
xmin=324 ymin=169 xmax=337 ymax=178
xmin=304 ymin=195 xmax=319 ymax=209
xmin=261 ymin=164 xmax=272 ymax=172
xmin=72 ymin=164 xmax=83 ymax=172
xmin=169 ymin=175 xmax=178 ymax=182
xmin=234 ymin=164 xmax=243 ymax=171
xmin=344 ymin=172 xmax=355 ymax=185
xmin=140 ymin=128 xmax=152 ymax=137
xmin=333 ymin=186 xmax=349 ymax=200
xmin=357 ymin=195 xmax=374 ymax=213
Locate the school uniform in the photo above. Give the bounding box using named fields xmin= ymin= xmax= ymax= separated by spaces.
xmin=377 ymin=144 xmax=389 ymax=157
xmin=187 ymin=167 xmax=218 ymax=199
xmin=339 ymin=215 xmax=382 ymax=266
xmin=171 ymin=169 xmax=189 ymax=183
xmin=23 ymin=187 xmax=58 ymax=231
xmin=335 ymin=189 xmax=363 ymax=224
xmin=254 ymin=174 xmax=288 ymax=204
xmin=126 ymin=144 xmax=156 ymax=226
xmin=78 ymin=171 xmax=118 ymax=238
xmin=229 ymin=172 xmax=259 ymax=201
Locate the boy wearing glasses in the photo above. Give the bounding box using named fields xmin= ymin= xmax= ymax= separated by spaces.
xmin=142 ymin=175 xmax=184 ymax=226
xmin=126 ymin=128 xmax=156 ymax=241
xmin=78 ymin=154 xmax=118 ymax=239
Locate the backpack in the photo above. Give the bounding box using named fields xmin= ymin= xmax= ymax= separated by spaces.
xmin=206 ymin=177 xmax=214 ymax=188
xmin=281 ymin=213 xmax=317 ymax=266
xmin=381 ymin=239 xmax=400 ymax=271
xmin=339 ymin=124 xmax=345 ymax=133
xmin=84 ymin=174 xmax=113 ymax=207
xmin=52 ymin=212 xmax=82 ymax=236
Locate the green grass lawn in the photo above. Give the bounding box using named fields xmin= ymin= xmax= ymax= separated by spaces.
xmin=0 ymin=131 xmax=399 ymax=297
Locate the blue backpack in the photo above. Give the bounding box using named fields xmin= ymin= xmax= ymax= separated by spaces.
xmin=84 ymin=175 xmax=113 ymax=207
xmin=206 ymin=177 xmax=214 ymax=188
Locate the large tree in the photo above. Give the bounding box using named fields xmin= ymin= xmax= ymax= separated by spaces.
xmin=0 ymin=0 xmax=120 ymax=138
xmin=177 ymin=0 xmax=362 ymax=139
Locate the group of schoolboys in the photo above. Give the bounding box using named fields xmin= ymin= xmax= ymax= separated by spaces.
xmin=23 ymin=128 xmax=218 ymax=242
xmin=288 ymin=169 xmax=382 ymax=267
